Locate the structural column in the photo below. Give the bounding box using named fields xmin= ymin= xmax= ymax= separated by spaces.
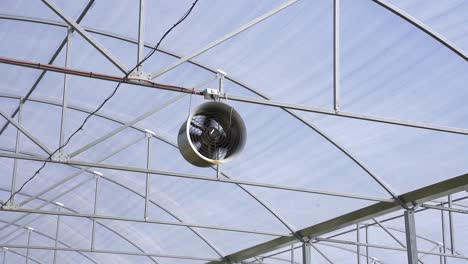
xmin=302 ymin=243 xmax=311 ymax=264
xmin=356 ymin=224 xmax=361 ymax=264
xmin=404 ymin=210 xmax=418 ymax=264
xmin=2 ymin=247 xmax=6 ymax=264
xmin=448 ymin=195 xmax=455 ymax=255
xmin=333 ymin=0 xmax=340 ymax=112
xmin=365 ymin=225 xmax=370 ymax=264
xmin=53 ymin=202 xmax=63 ymax=264
xmin=291 ymin=244 xmax=295 ymax=264
xmin=9 ymin=98 xmax=23 ymax=205
xmin=26 ymin=227 xmax=33 ymax=264
xmin=91 ymin=171 xmax=102 ymax=251
xmin=144 ymin=130 xmax=153 ymax=220
xmin=59 ymin=26 xmax=72 ymax=147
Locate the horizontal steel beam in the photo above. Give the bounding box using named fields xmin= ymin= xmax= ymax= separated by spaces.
xmin=225 ymin=94 xmax=468 ymax=136
xmin=316 ymin=238 xmax=468 ymax=260
xmin=0 ymin=207 xmax=289 ymax=237
xmin=1 ymin=56 xmax=467 ymax=136
xmin=0 ymin=151 xmax=390 ymax=202
xmin=421 ymin=204 xmax=468 ymax=215
xmin=0 ymin=244 xmax=219 ymax=262
xmin=0 ymin=56 xmax=202 ymax=95
xmin=206 ymin=171 xmax=468 ymax=263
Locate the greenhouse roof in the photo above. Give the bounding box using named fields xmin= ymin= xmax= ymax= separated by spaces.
xmin=0 ymin=0 xmax=467 ymax=263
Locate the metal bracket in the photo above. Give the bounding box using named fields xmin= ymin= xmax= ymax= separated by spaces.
xmin=216 ymin=69 xmax=227 ymax=79
xmin=334 ymin=104 xmax=340 ymax=113
xmin=129 ymin=70 xmax=151 ymax=80
xmin=203 ymin=88 xmax=220 ymax=100
xmin=2 ymin=203 xmax=20 ymax=210
xmin=51 ymin=151 xmax=69 ymax=162
xmin=144 ymin=129 xmax=156 ymax=138
xmin=92 ymin=170 xmax=103 ymax=178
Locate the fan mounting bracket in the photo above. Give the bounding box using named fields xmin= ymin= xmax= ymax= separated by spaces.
xmin=203 ymin=88 xmax=221 ymax=100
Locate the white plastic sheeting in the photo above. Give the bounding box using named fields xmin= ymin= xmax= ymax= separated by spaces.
xmin=0 ymin=0 xmax=467 ymax=263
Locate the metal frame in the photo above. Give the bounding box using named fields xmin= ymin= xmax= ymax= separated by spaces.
xmin=0 ymin=0 xmax=467 ymax=260
xmin=0 ymin=0 xmax=95 ymax=136
xmin=404 ymin=210 xmax=418 ymax=264
xmin=371 ymin=0 xmax=468 ymax=61
xmin=0 ymin=16 xmax=466 ymax=135
xmin=0 ymin=138 xmax=223 ymax=260
xmin=40 ymin=0 xmax=129 ymax=74
xmin=2 ymin=55 xmax=468 ymax=137
xmin=0 ymin=149 xmax=390 ymax=203
xmin=0 ymin=203 xmax=291 ymax=237
xmin=148 ymin=0 xmax=299 ymax=80
xmin=0 ymin=244 xmax=220 ymax=262
xmin=206 ymin=172 xmax=468 ymax=263
xmin=0 ymin=217 xmax=97 ymax=264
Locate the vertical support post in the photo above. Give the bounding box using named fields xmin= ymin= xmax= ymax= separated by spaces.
xmin=404 ymin=210 xmax=418 ymax=264
xmin=144 ymin=132 xmax=152 ymax=220
xmin=441 ymin=209 xmax=447 ymax=264
xmin=137 ymin=0 xmax=145 ymax=71
xmin=26 ymin=227 xmax=33 ymax=264
xmin=2 ymin=247 xmax=7 ymax=264
xmin=356 ymin=224 xmax=361 ymax=264
xmin=302 ymin=243 xmax=311 ymax=264
xmin=216 ymin=69 xmax=226 ymax=179
xmin=291 ymin=244 xmax=294 ymax=264
xmin=91 ymin=172 xmax=101 ymax=251
xmin=53 ymin=202 xmax=63 ymax=264
xmin=365 ymin=225 xmax=369 ymax=264
xmin=59 ymin=26 xmax=72 ymax=147
xmin=333 ymin=0 xmax=340 ymax=112
xmin=447 ymin=195 xmax=455 ymax=255
xmin=9 ymin=98 xmax=23 ymax=205
xmin=439 ymin=246 xmax=443 ymax=264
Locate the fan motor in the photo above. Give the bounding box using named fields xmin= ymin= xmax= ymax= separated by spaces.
xmin=178 ymin=101 xmax=246 ymax=167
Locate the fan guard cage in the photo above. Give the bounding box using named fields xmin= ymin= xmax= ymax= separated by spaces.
xmin=178 ymin=101 xmax=246 ymax=167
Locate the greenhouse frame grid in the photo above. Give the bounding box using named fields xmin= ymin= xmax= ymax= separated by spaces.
xmin=0 ymin=0 xmax=467 ymax=263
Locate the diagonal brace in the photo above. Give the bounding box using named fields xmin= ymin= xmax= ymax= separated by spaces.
xmin=40 ymin=0 xmax=129 ymax=74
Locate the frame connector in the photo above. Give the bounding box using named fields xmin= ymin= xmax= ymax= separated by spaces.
xmin=409 ymin=201 xmax=420 ymax=210
xmin=50 ymin=150 xmax=70 ymax=162
xmin=51 ymin=151 xmax=70 ymax=162
xmin=334 ymin=104 xmax=340 ymax=113
xmin=129 ymin=70 xmax=152 ymax=81
xmin=216 ymin=69 xmax=227 ymax=79
xmin=2 ymin=203 xmax=19 ymax=210
xmin=203 ymin=88 xmax=220 ymax=101
xmin=92 ymin=170 xmax=103 ymax=178
xmin=144 ymin=129 xmax=156 ymax=138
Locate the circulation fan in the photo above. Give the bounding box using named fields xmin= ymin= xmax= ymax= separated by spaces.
xmin=178 ymin=101 xmax=246 ymax=167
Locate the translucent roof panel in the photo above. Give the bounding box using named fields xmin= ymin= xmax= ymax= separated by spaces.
xmin=1 ymin=0 xmax=467 ymax=263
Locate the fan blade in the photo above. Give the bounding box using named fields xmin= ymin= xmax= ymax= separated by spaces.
xmin=189 ymin=127 xmax=202 ymax=136
xmin=203 ymin=115 xmax=212 ymax=127
xmin=190 ymin=121 xmax=205 ymax=132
